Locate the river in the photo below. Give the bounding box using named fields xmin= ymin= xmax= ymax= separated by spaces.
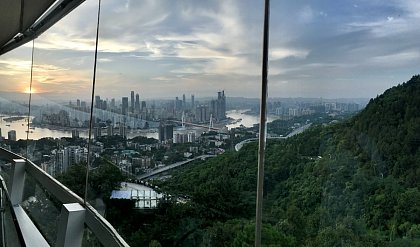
xmin=225 ymin=109 xmax=278 ymax=129
xmin=0 ymin=116 xmax=158 ymax=141
xmin=0 ymin=110 xmax=272 ymax=140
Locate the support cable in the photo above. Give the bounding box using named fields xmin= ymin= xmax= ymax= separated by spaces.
xmin=255 ymin=0 xmax=270 ymax=246
xmin=26 ymin=40 xmax=35 ymax=160
xmin=84 ymin=0 xmax=101 ymax=205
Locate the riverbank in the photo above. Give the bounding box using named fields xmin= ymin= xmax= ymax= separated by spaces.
xmin=3 ymin=116 xmax=26 ymax=122
xmin=31 ymin=123 xmax=158 ymax=133
xmin=225 ymin=109 xmax=279 ymax=129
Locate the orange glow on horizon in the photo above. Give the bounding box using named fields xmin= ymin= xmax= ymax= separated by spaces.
xmin=23 ymin=87 xmax=37 ymax=94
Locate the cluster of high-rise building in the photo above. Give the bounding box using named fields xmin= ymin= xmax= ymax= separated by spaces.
xmin=93 ymin=91 xmax=147 ymax=117
xmin=158 ymin=124 xmax=174 ymax=142
xmin=173 ymin=132 xmax=196 ymax=144
xmin=158 ymin=124 xmax=195 ymax=143
xmin=42 ymin=146 xmax=88 ymax=176
xmin=66 ymin=90 xmax=227 ymax=132
xmin=197 ymin=91 xmax=226 ymax=122
xmin=132 ymin=157 xmax=152 ymax=170
xmin=271 ymin=101 xmax=360 ymax=118
xmin=174 ymin=94 xmax=194 ymax=112
xmin=173 ymin=91 xmax=226 ymax=123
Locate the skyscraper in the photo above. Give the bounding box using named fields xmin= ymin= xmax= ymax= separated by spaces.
xmin=217 ymin=91 xmax=226 ymax=120
xmin=94 ymin=127 xmax=101 ymax=139
xmin=130 ymin=91 xmax=135 ymax=113
xmin=182 ymin=94 xmax=186 ymax=109
xmin=122 ymin=97 xmax=129 ymax=115
xmin=196 ymin=105 xmax=209 ymax=123
xmin=107 ymin=125 xmax=113 ymax=136
xmin=175 ymin=97 xmax=180 ymax=111
xmin=71 ymin=129 xmax=79 ymax=138
xmin=135 ymin=93 xmax=140 ymax=113
xmin=102 ymin=100 xmax=107 ymax=110
xmin=110 ymin=98 xmax=115 ymax=110
xmin=119 ymin=124 xmax=126 ymax=139
xmin=8 ymin=130 xmax=16 ymax=141
xmin=191 ymin=94 xmax=195 ymax=109
xmin=141 ymin=101 xmax=146 ymax=111
xmin=208 ymin=91 xmax=227 ymax=121
xmin=158 ymin=123 xmax=174 ymax=142
xmin=95 ymin=95 xmax=101 ymax=108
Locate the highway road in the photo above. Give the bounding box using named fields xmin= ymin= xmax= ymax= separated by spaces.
xmin=137 ymin=154 xmax=216 ymax=180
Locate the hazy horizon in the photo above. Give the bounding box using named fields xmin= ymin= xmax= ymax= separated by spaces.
xmin=0 ymin=90 xmax=371 ymax=104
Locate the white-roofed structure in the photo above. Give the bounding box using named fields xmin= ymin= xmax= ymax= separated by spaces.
xmin=110 ymin=182 xmax=164 ymax=209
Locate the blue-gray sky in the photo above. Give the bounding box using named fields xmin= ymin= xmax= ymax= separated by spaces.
xmin=0 ymin=0 xmax=419 ymax=99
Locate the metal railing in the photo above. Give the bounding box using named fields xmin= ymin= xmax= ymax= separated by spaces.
xmin=0 ymin=147 xmax=129 ymax=247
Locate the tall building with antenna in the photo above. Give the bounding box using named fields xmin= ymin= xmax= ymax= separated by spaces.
xmin=135 ymin=93 xmax=140 ymax=113
xmin=209 ymin=91 xmax=226 ymax=121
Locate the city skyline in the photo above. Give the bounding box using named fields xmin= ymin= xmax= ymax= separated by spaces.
xmin=0 ymin=1 xmax=420 ymax=99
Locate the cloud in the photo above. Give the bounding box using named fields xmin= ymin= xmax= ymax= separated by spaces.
xmin=370 ymin=51 xmax=420 ymax=65
xmin=0 ymin=59 xmax=32 ymax=76
xmin=2 ymin=0 xmax=420 ymax=98
xmin=270 ymin=48 xmax=309 ymax=60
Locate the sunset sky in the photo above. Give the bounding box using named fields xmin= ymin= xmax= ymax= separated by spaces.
xmin=0 ymin=0 xmax=420 ymax=100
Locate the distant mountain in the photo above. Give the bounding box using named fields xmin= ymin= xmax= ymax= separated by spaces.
xmin=351 ymin=75 xmax=420 ymax=183
xmin=0 ymin=91 xmax=75 ymax=104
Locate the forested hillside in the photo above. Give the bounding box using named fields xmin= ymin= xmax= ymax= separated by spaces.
xmin=109 ymin=76 xmax=420 ymax=246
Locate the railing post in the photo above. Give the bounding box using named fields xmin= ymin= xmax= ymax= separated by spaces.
xmin=56 ymin=203 xmax=85 ymax=247
xmin=10 ymin=159 xmax=26 ymax=205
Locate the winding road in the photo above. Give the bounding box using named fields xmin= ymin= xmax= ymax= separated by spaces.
xmin=234 ymin=123 xmax=312 ymax=151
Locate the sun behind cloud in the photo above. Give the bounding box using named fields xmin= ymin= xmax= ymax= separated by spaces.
xmin=23 ymin=87 xmax=37 ymax=94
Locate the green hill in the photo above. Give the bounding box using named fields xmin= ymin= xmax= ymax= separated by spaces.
xmin=110 ymin=76 xmax=420 ymax=246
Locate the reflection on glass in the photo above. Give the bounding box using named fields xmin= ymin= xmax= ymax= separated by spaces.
xmin=1 ymin=184 xmax=22 ymax=247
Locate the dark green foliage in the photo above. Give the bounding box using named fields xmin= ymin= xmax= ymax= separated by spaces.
xmin=55 ymin=163 xmax=88 ymax=197
xmin=352 ymin=75 xmax=420 ymax=183
xmin=56 ymin=158 xmax=124 ymax=199
xmin=97 ymin=135 xmax=126 ymax=147
xmin=129 ymin=136 xmax=158 ymax=144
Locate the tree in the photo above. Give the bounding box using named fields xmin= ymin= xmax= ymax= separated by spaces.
xmin=148 ymin=240 xmax=162 ymax=247
xmin=56 ymin=158 xmax=124 ymax=199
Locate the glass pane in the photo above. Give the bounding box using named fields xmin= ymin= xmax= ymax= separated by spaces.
xmin=1 ymin=186 xmax=22 ymax=247
xmin=0 ymin=43 xmax=32 ymax=153
xmin=1 ymin=0 xmax=420 ymax=246
xmin=0 ymin=159 xmax=12 ymax=189
xmin=21 ymin=173 xmax=60 ymax=245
